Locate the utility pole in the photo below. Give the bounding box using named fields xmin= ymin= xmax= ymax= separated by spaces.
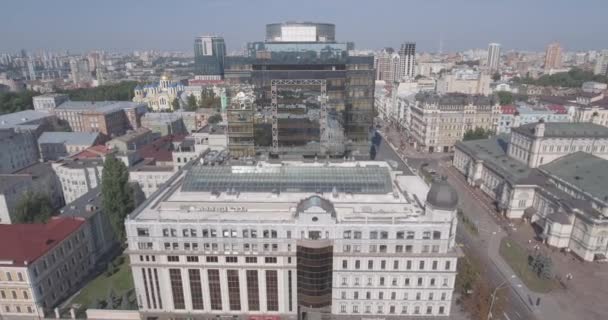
xmin=487 ymin=279 xmax=509 ymax=320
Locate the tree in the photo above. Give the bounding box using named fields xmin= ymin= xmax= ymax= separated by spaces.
xmin=492 ymin=72 xmax=501 ymax=82
xmin=101 ymin=154 xmax=134 ymax=244
xmin=0 ymin=90 xmax=39 ymax=115
xmin=58 ymin=81 xmax=138 ymax=101
xmin=198 ymin=89 xmax=220 ymax=109
xmin=496 ymin=91 xmax=513 ymax=105
xmin=171 ymin=97 xmax=180 ymax=111
xmin=463 ymin=127 xmax=492 ymax=141
xmin=369 ymin=145 xmax=377 ymax=160
xmin=13 ymin=192 xmax=53 ymax=223
xmin=186 ymin=94 xmax=197 ymax=111
xmin=208 ymin=113 xmax=223 ymax=125
xmin=462 ymin=278 xmax=492 ymax=320
xmin=513 ymin=67 xmax=608 ymax=88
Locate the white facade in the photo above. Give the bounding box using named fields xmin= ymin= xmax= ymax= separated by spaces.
xmin=398 ymin=43 xmax=416 ymax=80
xmin=486 ymin=43 xmax=501 ymax=72
xmin=436 ymin=70 xmax=492 ymax=96
xmin=53 ymin=159 xmax=104 ymax=204
xmin=126 ymin=161 xmax=460 ymax=319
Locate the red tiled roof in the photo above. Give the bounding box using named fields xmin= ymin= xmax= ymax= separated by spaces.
xmin=70 ymin=145 xmax=111 ymax=159
xmin=0 ymin=217 xmax=85 ymax=267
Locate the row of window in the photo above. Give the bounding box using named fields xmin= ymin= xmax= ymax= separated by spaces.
xmin=342 ymin=259 xmax=451 ymax=271
xmin=161 ymin=255 xmax=280 ymax=264
xmin=1 ymin=304 xmax=35 ymax=314
xmin=339 ymin=275 xmax=451 ymax=288
xmin=338 ymin=290 xmax=449 ymax=301
xmin=339 ymin=303 xmax=446 ymax=315
xmin=0 ymin=290 xmax=29 ymax=300
xmin=343 ymin=243 xmax=442 ymax=254
xmin=136 ymin=227 xmax=443 ymax=241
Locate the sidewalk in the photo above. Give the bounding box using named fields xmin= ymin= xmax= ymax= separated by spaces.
xmin=379 ymin=131 xmax=573 ymax=320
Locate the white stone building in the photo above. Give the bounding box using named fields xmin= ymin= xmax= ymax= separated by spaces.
xmin=125 ymin=161 xmax=461 ymax=319
xmin=436 ymin=69 xmax=492 ymax=96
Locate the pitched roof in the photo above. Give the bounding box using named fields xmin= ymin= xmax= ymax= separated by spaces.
xmin=70 ymin=145 xmax=111 ymax=159
xmin=0 ymin=217 xmax=85 ymax=267
xmin=38 ymin=131 xmax=100 ymax=146
xmin=513 ymin=122 xmax=608 ymax=138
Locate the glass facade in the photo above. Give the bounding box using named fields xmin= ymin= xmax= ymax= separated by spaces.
xmin=265 ymin=270 xmax=279 ymax=311
xmin=225 ymin=27 xmax=374 ymax=158
xmin=208 ymin=269 xmax=222 ymax=310
xmin=169 ymin=269 xmax=185 ymax=309
xmin=188 ymin=269 xmax=204 ymax=310
xmin=246 ymin=270 xmax=260 ymax=311
xmin=227 ymin=270 xmax=241 ymax=311
xmin=194 ymin=36 xmax=226 ymax=76
xmin=297 ymin=245 xmax=333 ymax=308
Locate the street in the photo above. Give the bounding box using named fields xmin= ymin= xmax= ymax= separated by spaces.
xmin=374 ymin=130 xmax=537 ymax=320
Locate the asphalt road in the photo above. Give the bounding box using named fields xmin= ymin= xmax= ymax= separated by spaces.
xmin=374 ymin=134 xmax=536 ymax=320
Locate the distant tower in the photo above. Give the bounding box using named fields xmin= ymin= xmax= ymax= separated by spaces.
xmin=398 ymin=42 xmax=416 ymax=80
xmin=594 ymin=49 xmax=608 ymax=76
xmin=487 ymin=43 xmax=501 ymax=73
xmin=544 ymin=42 xmax=563 ymax=71
xmin=194 ymin=35 xmax=226 ymax=78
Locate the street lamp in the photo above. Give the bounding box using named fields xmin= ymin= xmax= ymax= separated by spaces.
xmin=487 ymin=279 xmax=509 ymax=320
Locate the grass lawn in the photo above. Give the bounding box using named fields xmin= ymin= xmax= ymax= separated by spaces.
xmin=499 ymin=238 xmax=557 ymax=293
xmin=71 ymin=255 xmax=134 ymax=308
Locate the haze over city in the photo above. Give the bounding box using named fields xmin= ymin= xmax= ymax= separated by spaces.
xmin=2 ymin=0 xmax=608 ymax=52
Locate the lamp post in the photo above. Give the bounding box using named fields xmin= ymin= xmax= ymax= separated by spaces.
xmin=487 ymin=279 xmax=509 ymax=320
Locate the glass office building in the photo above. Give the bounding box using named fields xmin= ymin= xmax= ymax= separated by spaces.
xmin=194 ymin=36 xmax=226 ymax=77
xmin=225 ymin=22 xmax=375 ymax=159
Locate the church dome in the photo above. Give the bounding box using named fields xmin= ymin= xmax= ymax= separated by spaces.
xmin=426 ymin=177 xmax=458 ymax=210
xmin=160 ymin=73 xmax=172 ymax=81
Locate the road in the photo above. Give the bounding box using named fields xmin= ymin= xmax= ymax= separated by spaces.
xmin=374 ymin=132 xmax=536 ymax=320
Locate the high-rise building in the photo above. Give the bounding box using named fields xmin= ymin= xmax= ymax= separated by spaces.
xmin=69 ymin=58 xmax=92 ymax=85
xmin=374 ymin=48 xmax=400 ymax=82
xmin=544 ymin=42 xmax=563 ymax=71
xmin=398 ymin=42 xmax=416 ymax=80
xmin=126 ymin=160 xmax=461 ymax=319
xmin=224 ymin=22 xmax=375 ymax=158
xmin=194 ymin=36 xmax=226 ymax=79
xmin=594 ymin=49 xmax=608 ymax=76
xmin=486 ymin=43 xmax=501 ymax=72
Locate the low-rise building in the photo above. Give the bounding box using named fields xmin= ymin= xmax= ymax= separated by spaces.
xmin=0 ymin=217 xmax=94 ymax=317
xmin=408 ymin=93 xmax=500 ymax=152
xmin=507 ymin=121 xmax=608 ymax=168
xmin=38 ymin=132 xmax=100 ymax=161
xmin=32 ymin=93 xmax=69 ymax=112
xmin=141 ymin=112 xmax=188 ymax=136
xmin=497 ymin=104 xmax=570 ymax=134
xmin=106 ymin=128 xmax=160 ymax=153
xmin=129 ymin=165 xmax=175 ymax=198
xmin=454 ymin=135 xmax=608 ymax=261
xmin=436 ymin=69 xmax=492 ymax=96
xmin=52 ymin=158 xmax=104 ymax=204
xmin=59 ymin=188 xmax=116 ymax=263
xmin=0 ymin=128 xmax=40 ymax=174
xmin=125 ymin=160 xmax=461 ymax=319
xmin=53 ymin=100 xmax=147 ymax=139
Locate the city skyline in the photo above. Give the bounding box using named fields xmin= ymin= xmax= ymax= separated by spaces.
xmin=1 ymin=0 xmax=608 ymax=53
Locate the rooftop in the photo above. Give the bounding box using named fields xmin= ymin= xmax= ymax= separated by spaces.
xmin=38 ymin=131 xmax=100 ymax=146
xmin=137 ymin=134 xmax=186 ymax=162
xmin=182 ymin=163 xmax=393 ymax=194
xmin=56 ymin=101 xmax=145 ymax=114
xmin=0 ymin=110 xmax=53 ymax=129
xmin=455 ymin=135 xmax=532 ymax=183
xmin=60 ymin=187 xmax=102 ymax=219
xmin=513 ymin=122 xmax=608 ymax=138
xmin=415 ymin=92 xmax=496 ymax=106
xmin=540 ymin=152 xmax=608 ymax=203
xmin=70 ymin=145 xmax=112 ymax=159
xmin=0 ymin=217 xmax=85 ymax=267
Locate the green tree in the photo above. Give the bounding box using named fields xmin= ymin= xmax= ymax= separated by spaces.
xmin=101 ymin=154 xmax=134 ymax=244
xmin=513 ymin=67 xmax=608 ymax=88
xmin=58 ymin=81 xmax=138 ymax=101
xmin=186 ymin=94 xmax=197 ymax=111
xmin=13 ymin=192 xmax=54 ymax=223
xmin=208 ymin=113 xmax=223 ymax=125
xmin=0 ymin=90 xmax=39 ymax=115
xmin=463 ymin=127 xmax=493 ymax=141
xmin=171 ymin=97 xmax=180 ymax=111
xmin=496 ymin=91 xmax=513 ymax=105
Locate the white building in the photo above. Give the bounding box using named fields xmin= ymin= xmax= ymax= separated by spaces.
xmin=125 ymin=161 xmax=461 ymax=319
xmin=53 ymin=158 xmax=104 ymax=204
xmin=436 ymin=69 xmax=492 ymax=96
xmin=32 ymin=93 xmax=69 ymax=112
xmin=398 ymin=42 xmax=416 ymax=80
xmin=486 ymin=43 xmax=501 ymax=72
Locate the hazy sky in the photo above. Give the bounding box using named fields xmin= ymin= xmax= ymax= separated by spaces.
xmin=1 ymin=0 xmax=607 ymax=53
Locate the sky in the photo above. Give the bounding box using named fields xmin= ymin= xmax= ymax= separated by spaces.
xmin=1 ymin=0 xmax=607 ymax=53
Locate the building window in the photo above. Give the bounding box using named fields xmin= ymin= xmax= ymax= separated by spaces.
xmin=208 ymin=270 xmax=222 ymax=310
xmin=342 ymin=260 xmax=348 ymax=269
xmin=246 ymin=270 xmax=260 ymax=311
xmin=188 ymin=269 xmax=204 ymax=310
xmin=419 ymin=261 xmax=425 ymax=270
xmin=266 ymin=270 xmax=279 ymax=311
xmin=246 ymin=257 xmax=257 ymax=263
xmin=206 ymin=256 xmax=218 ymax=263
xmin=169 ymin=269 xmax=185 ymax=309
xmin=186 ymin=256 xmax=198 ymax=263
xmin=368 ymin=260 xmax=373 ymax=269
xmin=226 ymin=256 xmax=238 ymax=263
xmin=227 ymin=270 xmax=241 ymax=310
xmin=265 ymin=257 xmax=277 ymax=264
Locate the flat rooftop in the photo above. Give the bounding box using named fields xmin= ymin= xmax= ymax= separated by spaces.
xmin=513 ymin=122 xmax=608 ymax=138
xmin=38 ymin=131 xmax=99 ymax=146
xmin=56 ymin=101 xmax=145 ymax=114
xmin=0 ymin=110 xmax=53 ymax=129
xmin=540 ymin=152 xmax=608 ymax=202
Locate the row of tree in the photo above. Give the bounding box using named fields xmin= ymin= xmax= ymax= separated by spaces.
xmin=463 ymin=127 xmax=493 ymax=141
xmin=0 ymin=90 xmax=38 ymax=115
xmin=514 ymin=67 xmax=608 ymax=88
xmin=57 ymin=81 xmax=139 ymax=101
xmin=184 ymin=89 xmax=221 ymax=111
